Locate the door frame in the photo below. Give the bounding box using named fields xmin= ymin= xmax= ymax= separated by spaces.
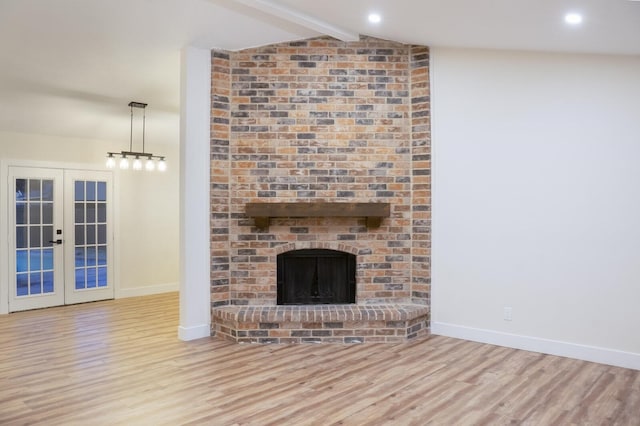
xmin=1 ymin=159 xmax=120 ymax=314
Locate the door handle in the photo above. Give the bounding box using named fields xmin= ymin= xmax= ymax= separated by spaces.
xmin=48 ymin=239 xmax=63 ymax=245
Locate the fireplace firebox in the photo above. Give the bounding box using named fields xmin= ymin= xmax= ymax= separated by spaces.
xmin=277 ymin=249 xmax=356 ymax=305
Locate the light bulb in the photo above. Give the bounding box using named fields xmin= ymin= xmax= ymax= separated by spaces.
xmin=564 ymin=13 xmax=583 ymax=25
xmin=145 ymin=158 xmax=155 ymax=171
xmin=119 ymin=156 xmax=129 ymax=169
xmin=368 ymin=13 xmax=381 ymax=24
xmin=157 ymin=158 xmax=167 ymax=172
xmin=132 ymin=157 xmax=142 ymax=171
xmin=106 ymin=155 xmax=116 ymax=169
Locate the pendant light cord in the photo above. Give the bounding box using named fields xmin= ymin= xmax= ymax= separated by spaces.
xmin=142 ymin=106 xmax=146 ymax=154
xmin=129 ymin=104 xmax=134 ymax=152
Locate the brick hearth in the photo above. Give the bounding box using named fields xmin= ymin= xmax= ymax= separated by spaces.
xmin=209 ymin=36 xmax=431 ymax=343
xmin=212 ymin=304 xmax=429 ymax=344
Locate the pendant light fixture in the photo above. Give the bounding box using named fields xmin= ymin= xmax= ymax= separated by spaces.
xmin=106 ymin=101 xmax=166 ymax=171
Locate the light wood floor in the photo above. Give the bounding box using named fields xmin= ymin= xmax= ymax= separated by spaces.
xmin=1 ymin=293 xmax=638 ymax=425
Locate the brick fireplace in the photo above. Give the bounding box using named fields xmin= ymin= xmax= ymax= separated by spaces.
xmin=209 ymin=36 xmax=431 ymax=343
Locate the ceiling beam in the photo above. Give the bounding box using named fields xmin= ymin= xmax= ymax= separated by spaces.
xmin=231 ymin=0 xmax=360 ymax=42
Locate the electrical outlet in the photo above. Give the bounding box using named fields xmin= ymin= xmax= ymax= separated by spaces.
xmin=503 ymin=306 xmax=513 ymax=321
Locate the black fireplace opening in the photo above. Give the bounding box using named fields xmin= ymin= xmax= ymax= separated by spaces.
xmin=277 ymin=249 xmax=356 ymax=305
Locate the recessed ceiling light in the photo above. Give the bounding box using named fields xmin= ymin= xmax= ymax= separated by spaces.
xmin=368 ymin=13 xmax=381 ymax=24
xmin=564 ymin=12 xmax=583 ymax=25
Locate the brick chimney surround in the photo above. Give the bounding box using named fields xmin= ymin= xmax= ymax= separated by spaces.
xmin=210 ymin=36 xmax=431 ymax=343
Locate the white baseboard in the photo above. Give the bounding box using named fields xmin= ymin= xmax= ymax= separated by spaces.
xmin=115 ymin=282 xmax=179 ymax=299
xmin=432 ymin=321 xmax=640 ymax=371
xmin=178 ymin=324 xmax=211 ymax=341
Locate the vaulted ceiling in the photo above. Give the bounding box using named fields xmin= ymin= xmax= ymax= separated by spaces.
xmin=0 ymin=0 xmax=638 ymax=146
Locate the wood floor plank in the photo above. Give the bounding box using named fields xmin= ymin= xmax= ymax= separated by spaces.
xmin=1 ymin=292 xmax=638 ymax=425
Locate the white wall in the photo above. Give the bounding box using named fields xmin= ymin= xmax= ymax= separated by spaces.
xmin=431 ymin=48 xmax=640 ymax=369
xmin=0 ymin=130 xmax=179 ymax=305
xmin=117 ymin=164 xmax=179 ymax=295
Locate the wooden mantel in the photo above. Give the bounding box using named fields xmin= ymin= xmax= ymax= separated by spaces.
xmin=245 ymin=202 xmax=391 ymax=230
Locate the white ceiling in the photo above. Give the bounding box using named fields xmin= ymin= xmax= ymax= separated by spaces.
xmin=0 ymin=0 xmax=638 ymax=148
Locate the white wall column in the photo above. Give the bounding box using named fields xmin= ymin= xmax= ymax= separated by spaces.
xmin=178 ymin=46 xmax=211 ymax=340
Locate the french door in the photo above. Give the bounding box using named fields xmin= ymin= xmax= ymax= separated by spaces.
xmin=8 ymin=167 xmax=114 ymax=312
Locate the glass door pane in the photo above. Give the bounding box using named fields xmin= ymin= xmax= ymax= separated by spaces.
xmin=15 ymin=178 xmax=56 ymax=296
xmin=73 ymin=180 xmax=109 ymax=290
